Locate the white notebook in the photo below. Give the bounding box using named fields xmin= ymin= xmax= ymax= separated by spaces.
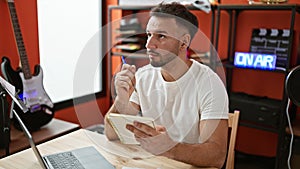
xmin=107 ymin=113 xmax=155 ymax=145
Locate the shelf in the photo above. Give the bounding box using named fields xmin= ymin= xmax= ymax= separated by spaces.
xmin=108 ymin=5 xmax=154 ymax=10
xmin=114 ymin=44 xmax=141 ymax=51
xmin=217 ymin=4 xmax=300 ymax=11
xmin=108 ymin=4 xmax=217 ymax=11
xmin=112 ymin=51 xmax=148 ymax=59
xmin=108 ymin=4 xmax=300 ymax=12
xmin=222 ymin=61 xmax=287 ymax=73
xmin=114 ymin=29 xmax=144 ymax=35
xmin=214 ymin=4 xmax=299 ymax=169
xmin=286 ymin=124 xmax=300 ymax=137
xmin=240 ymin=121 xmax=279 ymax=133
xmin=115 ymin=37 xmax=140 ymax=43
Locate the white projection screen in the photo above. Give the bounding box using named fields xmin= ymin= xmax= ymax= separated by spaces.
xmin=37 ymin=0 xmax=103 ymax=105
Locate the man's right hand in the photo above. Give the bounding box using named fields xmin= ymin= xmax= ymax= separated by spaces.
xmin=114 ymin=64 xmax=136 ymax=99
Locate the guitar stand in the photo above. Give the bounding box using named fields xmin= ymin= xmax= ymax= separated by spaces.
xmin=0 ymin=84 xmax=10 ymax=156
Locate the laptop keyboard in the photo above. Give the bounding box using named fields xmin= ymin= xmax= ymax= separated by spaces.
xmin=46 ymin=152 xmax=85 ymax=169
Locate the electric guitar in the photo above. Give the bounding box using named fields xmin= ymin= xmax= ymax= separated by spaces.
xmin=1 ymin=0 xmax=54 ymax=131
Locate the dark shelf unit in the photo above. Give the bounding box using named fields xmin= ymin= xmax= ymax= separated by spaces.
xmin=214 ymin=4 xmax=300 ymax=169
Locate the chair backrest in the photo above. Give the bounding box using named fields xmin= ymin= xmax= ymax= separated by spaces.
xmin=225 ymin=110 xmax=240 ymax=169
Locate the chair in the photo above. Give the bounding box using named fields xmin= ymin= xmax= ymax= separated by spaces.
xmin=225 ymin=110 xmax=240 ymax=169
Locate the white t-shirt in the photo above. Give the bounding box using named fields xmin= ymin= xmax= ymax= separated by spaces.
xmin=130 ymin=59 xmax=228 ymax=144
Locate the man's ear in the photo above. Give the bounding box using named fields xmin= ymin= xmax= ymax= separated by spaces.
xmin=181 ymin=34 xmax=191 ymax=48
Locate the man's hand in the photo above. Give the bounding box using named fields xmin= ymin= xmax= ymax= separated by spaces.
xmin=114 ymin=64 xmax=136 ymax=97
xmin=113 ymin=64 xmax=140 ymax=115
xmin=126 ymin=121 xmax=178 ymax=156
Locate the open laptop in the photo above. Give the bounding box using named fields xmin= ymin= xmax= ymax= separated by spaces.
xmin=13 ymin=108 xmax=115 ymax=169
xmin=0 ymin=76 xmax=115 ymax=169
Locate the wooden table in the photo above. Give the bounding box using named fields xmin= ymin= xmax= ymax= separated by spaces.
xmin=0 ymin=129 xmax=215 ymax=169
xmin=0 ymin=118 xmax=80 ymax=158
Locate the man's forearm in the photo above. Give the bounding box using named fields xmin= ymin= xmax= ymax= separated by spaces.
xmin=104 ymin=104 xmax=119 ymax=140
xmin=165 ymin=142 xmax=226 ymax=169
xmin=113 ymin=96 xmax=139 ymax=115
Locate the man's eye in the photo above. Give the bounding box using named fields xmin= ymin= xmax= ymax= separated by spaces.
xmin=146 ymin=33 xmax=151 ymax=37
xmin=159 ymin=34 xmax=166 ymax=39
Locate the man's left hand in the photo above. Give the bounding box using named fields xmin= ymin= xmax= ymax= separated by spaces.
xmin=126 ymin=121 xmax=178 ymax=156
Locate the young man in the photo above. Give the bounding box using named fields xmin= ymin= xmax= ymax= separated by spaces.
xmin=105 ymin=2 xmax=229 ymax=168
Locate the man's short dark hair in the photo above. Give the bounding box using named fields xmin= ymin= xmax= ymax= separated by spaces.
xmin=150 ymin=2 xmax=199 ymax=40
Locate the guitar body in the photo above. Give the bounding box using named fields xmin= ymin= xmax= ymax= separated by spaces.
xmin=1 ymin=57 xmax=22 ymax=91
xmin=1 ymin=57 xmax=54 ymax=131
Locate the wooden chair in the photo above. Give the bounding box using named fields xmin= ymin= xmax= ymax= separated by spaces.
xmin=225 ymin=110 xmax=240 ymax=169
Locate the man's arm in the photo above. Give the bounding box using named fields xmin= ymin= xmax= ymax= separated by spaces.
xmin=126 ymin=119 xmax=228 ymax=169
xmin=165 ymin=119 xmax=228 ymax=168
xmin=104 ymin=63 xmax=141 ymax=140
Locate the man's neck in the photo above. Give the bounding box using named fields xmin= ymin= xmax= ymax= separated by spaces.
xmin=161 ymin=58 xmax=192 ymax=82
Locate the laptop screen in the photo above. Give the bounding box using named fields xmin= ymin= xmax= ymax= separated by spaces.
xmin=12 ymin=109 xmax=48 ymax=169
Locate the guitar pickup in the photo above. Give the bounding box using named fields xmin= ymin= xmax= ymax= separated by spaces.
xmin=30 ymin=104 xmax=41 ymax=112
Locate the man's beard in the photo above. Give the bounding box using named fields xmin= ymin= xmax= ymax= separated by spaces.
xmin=148 ymin=49 xmax=179 ymax=67
xmin=150 ymin=54 xmax=177 ymax=67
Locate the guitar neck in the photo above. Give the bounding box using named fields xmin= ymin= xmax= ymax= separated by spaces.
xmin=8 ymin=0 xmax=32 ymax=79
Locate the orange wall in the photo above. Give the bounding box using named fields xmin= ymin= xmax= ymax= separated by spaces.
xmin=0 ymin=0 xmax=299 ymax=157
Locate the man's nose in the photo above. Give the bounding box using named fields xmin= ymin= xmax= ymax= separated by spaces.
xmin=145 ymin=36 xmax=157 ymax=49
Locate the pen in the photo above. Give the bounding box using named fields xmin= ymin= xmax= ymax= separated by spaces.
xmin=121 ymin=56 xmax=137 ymax=92
xmin=121 ymin=56 xmax=126 ymax=64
